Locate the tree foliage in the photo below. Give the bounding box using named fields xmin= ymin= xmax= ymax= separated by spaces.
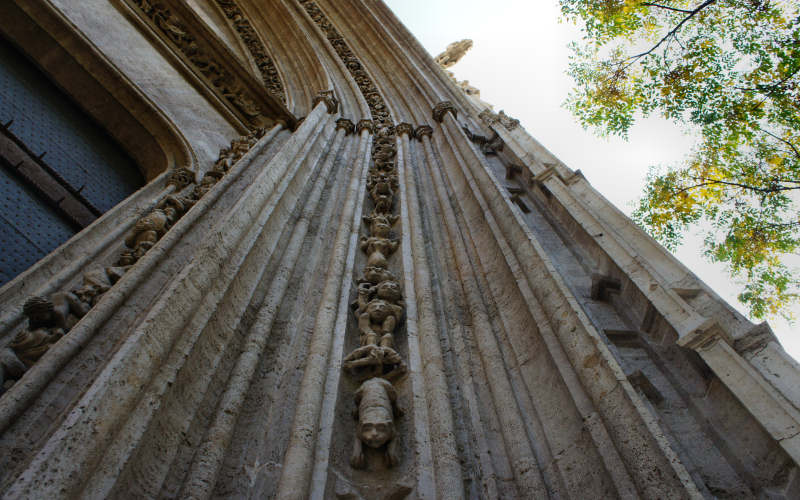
xmin=561 ymin=0 xmax=800 ymax=319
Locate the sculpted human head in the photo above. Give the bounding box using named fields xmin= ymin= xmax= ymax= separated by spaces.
xmin=375 ymin=280 xmax=401 ymax=302
xmin=357 ymin=414 xmax=395 ymax=448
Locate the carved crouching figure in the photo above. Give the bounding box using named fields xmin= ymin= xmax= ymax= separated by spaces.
xmin=10 ymin=296 xmax=67 ymax=368
xmin=351 ymin=377 xmax=402 ymax=469
xmin=357 ymin=299 xmax=403 ymax=348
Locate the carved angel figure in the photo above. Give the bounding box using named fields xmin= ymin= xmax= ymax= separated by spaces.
xmin=351 ymin=377 xmax=403 ymax=469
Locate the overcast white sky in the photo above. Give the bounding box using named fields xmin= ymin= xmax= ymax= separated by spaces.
xmin=383 ymin=0 xmax=799 ymax=359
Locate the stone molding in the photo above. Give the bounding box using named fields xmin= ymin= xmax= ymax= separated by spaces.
xmin=122 ymin=0 xmax=291 ymax=129
xmin=3 ymin=129 xmax=268 ymax=387
xmin=298 ymin=0 xmax=393 ymax=128
xmin=213 ymin=0 xmax=286 ymax=102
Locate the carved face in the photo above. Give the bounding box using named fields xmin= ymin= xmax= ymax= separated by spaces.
xmin=364 ymin=266 xmax=394 ymax=284
xmin=74 ymin=284 xmax=100 ymax=305
xmin=358 ymin=418 xmax=395 ymax=448
xmin=376 ymin=281 xmax=401 ymax=302
xmin=367 ymin=300 xmax=391 ymax=320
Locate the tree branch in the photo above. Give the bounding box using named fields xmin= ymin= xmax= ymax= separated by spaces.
xmin=762 ymin=129 xmax=800 ymax=160
xmin=640 ymin=3 xmax=694 ymax=14
xmin=627 ymin=0 xmax=717 ymax=62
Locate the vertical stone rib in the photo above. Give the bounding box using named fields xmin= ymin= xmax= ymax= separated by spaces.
xmin=309 ymin=127 xmax=371 ymax=499
xmin=177 ymin=125 xmax=351 ymax=499
xmin=275 ymin=126 xmax=371 ymax=499
xmin=418 ymin=134 xmax=548 ymax=497
xmin=411 ymin=130 xmax=502 ymax=499
xmin=3 ymin=108 xmax=332 ymax=499
xmin=0 ymin=124 xmax=284 ymax=436
xmin=438 ymin=113 xmax=702 ymax=499
xmin=398 ymin=130 xmax=463 ymax=498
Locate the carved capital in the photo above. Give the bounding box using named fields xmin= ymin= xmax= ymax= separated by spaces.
xmin=313 ymin=90 xmax=339 ymax=114
xmin=336 ymin=118 xmax=355 ymax=135
xmin=395 ymin=122 xmax=414 ymax=137
xmin=414 ymin=125 xmax=433 ymax=140
xmin=356 ymin=119 xmax=374 ymax=135
xmin=432 ymin=101 xmax=457 ymax=122
xmin=166 ymin=168 xmax=195 ymax=190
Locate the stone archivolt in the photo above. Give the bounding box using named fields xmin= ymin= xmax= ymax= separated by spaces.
xmin=298 ymin=0 xmax=392 ymax=130
xmin=125 ymin=0 xmax=274 ymax=127
xmin=213 ymin=0 xmax=286 ymax=102
xmin=1 ymin=129 xmax=266 ymax=388
xmin=2 ymin=1 xmax=800 ymax=498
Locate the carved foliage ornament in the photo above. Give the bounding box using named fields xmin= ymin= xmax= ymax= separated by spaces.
xmin=3 ymin=129 xmax=268 ymax=389
xmin=213 ymin=0 xmax=286 ymax=102
xmin=336 ymin=118 xmax=355 ymax=135
xmin=298 ymin=0 xmax=392 ymax=129
xmin=127 ymin=0 xmax=264 ymax=125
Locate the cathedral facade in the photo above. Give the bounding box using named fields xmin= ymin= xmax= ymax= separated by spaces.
xmin=0 ymin=1 xmax=799 ymax=498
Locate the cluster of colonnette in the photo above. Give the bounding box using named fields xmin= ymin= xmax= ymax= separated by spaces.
xmin=0 ymin=129 xmax=267 ymax=390
xmin=342 ymin=124 xmax=407 ymax=470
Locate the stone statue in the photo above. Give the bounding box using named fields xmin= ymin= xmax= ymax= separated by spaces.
xmin=361 ymin=266 xmax=397 ymax=285
xmin=363 ymin=213 xmax=398 ymax=238
xmin=356 ymin=298 xmax=403 ymax=348
xmin=360 ymin=236 xmax=398 ymax=268
xmin=11 ymin=296 xmax=67 ymax=367
xmin=124 ymin=196 xmax=184 ymax=259
xmin=434 ymin=39 xmax=473 ymax=68
xmin=350 ymin=377 xmax=403 ymax=469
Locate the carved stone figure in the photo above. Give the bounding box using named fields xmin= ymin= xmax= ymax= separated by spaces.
xmin=11 ymin=297 xmax=67 ymax=367
xmin=193 ymin=170 xmax=225 ymax=199
xmin=167 ymin=168 xmax=195 ymax=190
xmin=361 ymin=266 xmax=397 ymax=285
xmin=363 ymin=213 xmax=397 ymax=238
xmin=343 ymin=345 xmax=406 ymax=382
xmin=357 ymin=298 xmax=403 ymax=348
xmin=69 ymin=269 xmax=113 ymax=316
xmin=124 ymin=197 xmax=184 ymax=259
xmin=434 ymin=39 xmax=473 ymax=68
xmin=360 ymin=236 xmax=398 ymax=268
xmin=0 ymin=347 xmax=26 ymax=391
xmin=351 ymin=377 xmax=402 ymax=469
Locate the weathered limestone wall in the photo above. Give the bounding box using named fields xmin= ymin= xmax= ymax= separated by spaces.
xmin=0 ymin=0 xmax=799 ymax=498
